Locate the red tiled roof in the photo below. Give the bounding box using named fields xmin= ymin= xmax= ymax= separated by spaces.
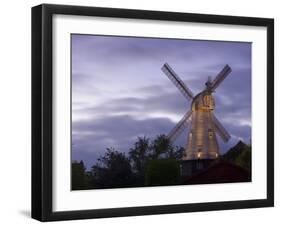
xmin=184 ymin=161 xmax=250 ymax=185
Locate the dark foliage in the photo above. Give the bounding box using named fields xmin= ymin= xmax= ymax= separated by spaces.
xmin=145 ymin=159 xmax=181 ymax=186
xmin=72 ymin=161 xmax=87 ymax=190
xmin=91 ymin=148 xmax=134 ymax=189
xmin=128 ymin=136 xmax=150 ymax=185
xmin=71 ymin=137 xmax=251 ymax=190
xmin=150 ymin=134 xmax=171 ymax=159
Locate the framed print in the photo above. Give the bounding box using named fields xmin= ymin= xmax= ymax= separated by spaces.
xmin=31 ymin=4 xmax=274 ymax=221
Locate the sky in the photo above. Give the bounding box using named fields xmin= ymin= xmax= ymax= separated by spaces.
xmin=71 ymin=34 xmax=252 ymax=169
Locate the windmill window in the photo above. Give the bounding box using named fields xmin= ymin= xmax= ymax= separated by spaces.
xmin=208 ymin=129 xmax=213 ymax=138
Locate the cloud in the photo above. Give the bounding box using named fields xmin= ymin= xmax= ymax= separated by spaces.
xmin=72 ymin=115 xmax=175 ymax=168
xmin=71 ymin=34 xmax=252 ymax=168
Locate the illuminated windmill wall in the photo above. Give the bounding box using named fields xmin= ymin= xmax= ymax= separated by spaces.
xmin=161 ymin=63 xmax=232 ymax=160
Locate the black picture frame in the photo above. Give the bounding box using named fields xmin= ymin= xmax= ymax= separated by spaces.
xmin=32 ymin=3 xmax=274 ymax=222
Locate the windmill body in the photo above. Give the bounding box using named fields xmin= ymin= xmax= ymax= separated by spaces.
xmin=184 ymin=91 xmax=219 ymax=160
xmin=161 ymin=63 xmax=232 ymax=160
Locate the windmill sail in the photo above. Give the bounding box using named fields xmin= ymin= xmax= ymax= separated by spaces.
xmin=167 ymin=110 xmax=192 ymax=142
xmin=212 ymin=114 xmax=231 ymax=142
xmin=211 ymin=64 xmax=232 ymax=91
xmin=161 ymin=63 xmax=194 ymax=100
xmin=161 ymin=62 xmax=232 ymax=160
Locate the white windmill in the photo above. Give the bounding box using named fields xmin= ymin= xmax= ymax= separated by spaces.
xmin=161 ymin=63 xmax=232 ymax=160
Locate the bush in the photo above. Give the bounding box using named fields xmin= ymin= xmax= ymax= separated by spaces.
xmin=72 ymin=161 xmax=86 ymax=190
xmin=145 ymin=159 xmax=180 ymax=186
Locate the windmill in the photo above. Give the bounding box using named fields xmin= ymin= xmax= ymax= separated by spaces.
xmin=161 ymin=63 xmax=232 ymax=160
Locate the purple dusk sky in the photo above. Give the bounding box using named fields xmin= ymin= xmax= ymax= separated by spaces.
xmin=72 ymin=34 xmax=252 ymax=169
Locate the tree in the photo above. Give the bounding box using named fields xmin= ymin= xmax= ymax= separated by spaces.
xmin=72 ymin=161 xmax=87 ymax=190
xmin=145 ymin=159 xmax=181 ymax=186
xmin=73 ymin=135 xmax=186 ymax=189
xmin=128 ymin=136 xmax=150 ymax=185
xmin=91 ymin=148 xmax=134 ymax=188
xmin=166 ymin=146 xmax=185 ymax=160
xmin=128 ymin=135 xmax=185 ymax=185
xmin=149 ymin=134 xmax=171 ymax=159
